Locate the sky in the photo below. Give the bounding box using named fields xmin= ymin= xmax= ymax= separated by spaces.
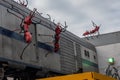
xmin=15 ymin=0 xmax=120 ymax=37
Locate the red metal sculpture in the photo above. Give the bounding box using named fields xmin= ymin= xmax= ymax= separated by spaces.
xmin=83 ymin=30 xmax=90 ymax=36
xmin=82 ymin=21 xmax=100 ymax=37
xmin=54 ymin=23 xmax=62 ymax=52
xmin=23 ymin=8 xmax=37 ymax=43
xmin=90 ymin=21 xmax=100 ymax=34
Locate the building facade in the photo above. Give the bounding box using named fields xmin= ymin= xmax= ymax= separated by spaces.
xmin=83 ymin=31 xmax=120 ymax=74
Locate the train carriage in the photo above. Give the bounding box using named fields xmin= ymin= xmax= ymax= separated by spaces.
xmin=0 ymin=0 xmax=98 ymax=80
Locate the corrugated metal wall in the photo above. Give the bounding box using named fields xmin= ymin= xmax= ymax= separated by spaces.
xmin=60 ymin=37 xmax=77 ymax=73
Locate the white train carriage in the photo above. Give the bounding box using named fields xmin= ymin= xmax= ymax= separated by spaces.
xmin=0 ymin=0 xmax=98 ymax=80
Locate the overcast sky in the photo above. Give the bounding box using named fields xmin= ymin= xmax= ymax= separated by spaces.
xmin=15 ymin=0 xmax=120 ymax=37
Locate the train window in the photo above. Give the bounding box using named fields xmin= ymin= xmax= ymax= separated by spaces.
xmin=84 ymin=50 xmax=87 ymax=56
xmin=87 ymin=51 xmax=89 ymax=57
xmin=84 ymin=50 xmax=90 ymax=58
xmin=94 ymin=55 xmax=96 ymax=60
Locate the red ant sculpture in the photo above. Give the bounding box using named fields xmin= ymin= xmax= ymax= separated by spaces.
xmin=82 ymin=21 xmax=100 ymax=37
xmin=22 ymin=8 xmax=37 ymax=43
xmin=83 ymin=30 xmax=90 ymax=36
xmin=54 ymin=22 xmax=67 ymax=52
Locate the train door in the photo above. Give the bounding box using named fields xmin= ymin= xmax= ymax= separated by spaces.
xmin=75 ymin=43 xmax=82 ymax=72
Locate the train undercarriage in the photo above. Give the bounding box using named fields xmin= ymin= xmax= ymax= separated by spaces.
xmin=0 ymin=61 xmax=62 ymax=80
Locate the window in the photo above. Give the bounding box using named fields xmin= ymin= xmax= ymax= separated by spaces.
xmin=94 ymin=55 xmax=96 ymax=60
xmin=84 ymin=50 xmax=87 ymax=56
xmin=87 ymin=51 xmax=89 ymax=57
xmin=84 ymin=50 xmax=90 ymax=58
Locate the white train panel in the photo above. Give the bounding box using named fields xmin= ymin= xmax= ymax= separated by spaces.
xmin=36 ymin=24 xmax=54 ymax=47
xmin=38 ymin=47 xmax=61 ymax=71
xmin=36 ymin=24 xmax=61 ymax=71
xmin=81 ymin=45 xmax=98 ymax=72
xmin=0 ymin=3 xmax=38 ymax=64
